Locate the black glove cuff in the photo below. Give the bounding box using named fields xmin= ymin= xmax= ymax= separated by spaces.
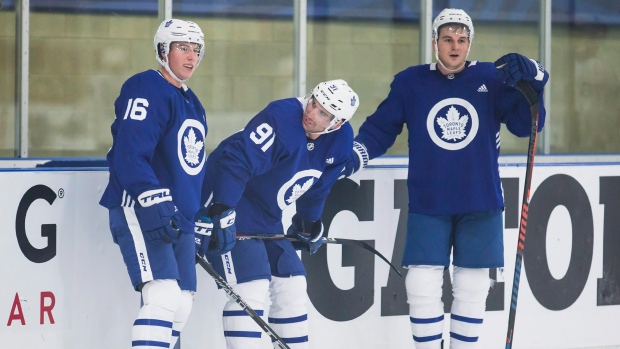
xmin=208 ymin=202 xmax=230 ymax=217
xmin=291 ymin=213 xmax=321 ymax=236
xmin=291 ymin=213 xmax=304 ymax=231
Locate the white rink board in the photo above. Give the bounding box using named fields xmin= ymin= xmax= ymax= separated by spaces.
xmin=1 ymin=160 xmax=620 ymax=349
xmin=0 ymin=171 xmax=139 ymax=348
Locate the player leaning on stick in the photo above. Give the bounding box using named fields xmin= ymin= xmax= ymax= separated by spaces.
xmin=194 ymin=80 xmax=359 ymax=349
xmin=342 ymin=8 xmax=549 ymax=349
xmin=99 ymin=19 xmax=228 ymax=348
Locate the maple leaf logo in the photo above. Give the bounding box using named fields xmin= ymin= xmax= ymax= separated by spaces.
xmin=436 ymin=105 xmax=469 ymax=141
xmin=286 ymin=178 xmax=315 ymax=204
xmin=183 ymin=128 xmax=204 ymax=166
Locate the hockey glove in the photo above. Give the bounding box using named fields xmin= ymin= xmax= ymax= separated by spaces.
xmin=194 ymin=206 xmax=213 ymax=257
xmin=205 ymin=203 xmax=237 ymax=256
xmin=288 ymin=213 xmax=324 ymax=254
xmin=494 ymin=53 xmax=546 ymax=87
xmin=135 ymin=189 xmax=194 ymax=244
xmin=339 ymin=141 xmax=369 ymax=179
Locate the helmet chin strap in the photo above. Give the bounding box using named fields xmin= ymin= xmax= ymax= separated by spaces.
xmin=161 ymin=50 xmax=201 ymax=84
xmin=305 ymin=115 xmax=344 ymax=135
xmin=303 ymin=108 xmax=344 ymax=136
xmin=434 ymin=41 xmax=471 ymax=73
xmin=307 ymin=126 xmax=340 ymax=135
xmin=164 ymin=61 xmax=187 ymax=84
xmin=302 ymin=96 xmax=345 ymax=136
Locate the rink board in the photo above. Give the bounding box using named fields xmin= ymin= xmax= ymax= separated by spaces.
xmin=1 ymin=158 xmax=619 ymax=349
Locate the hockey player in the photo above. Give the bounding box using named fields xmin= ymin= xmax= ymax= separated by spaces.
xmin=99 ymin=19 xmax=228 ymax=348
xmin=342 ymin=8 xmax=549 ymax=349
xmin=194 ymin=80 xmax=359 ymax=349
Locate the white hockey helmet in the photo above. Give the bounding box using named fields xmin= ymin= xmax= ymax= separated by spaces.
xmin=154 ymin=19 xmax=205 ymax=66
xmin=311 ymin=79 xmax=359 ymax=132
xmin=432 ymin=8 xmax=474 ymax=43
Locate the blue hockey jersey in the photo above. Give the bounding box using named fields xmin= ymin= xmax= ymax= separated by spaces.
xmin=356 ymin=61 xmax=546 ymax=215
xmin=201 ymin=97 xmax=353 ymax=235
xmin=100 ymin=69 xmax=208 ymax=219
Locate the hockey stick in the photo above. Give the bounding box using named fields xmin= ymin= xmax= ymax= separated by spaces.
xmin=238 ymin=234 xmax=402 ymax=277
xmin=195 ymin=254 xmax=291 ymax=349
xmin=505 ymin=79 xmax=540 ymax=349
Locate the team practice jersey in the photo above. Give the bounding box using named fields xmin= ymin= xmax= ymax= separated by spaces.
xmin=356 ymin=61 xmax=546 ymax=215
xmin=100 ymin=69 xmax=208 ymax=218
xmin=202 ymin=97 xmax=353 ymax=234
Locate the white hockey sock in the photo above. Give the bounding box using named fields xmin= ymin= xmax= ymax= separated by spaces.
xmin=268 ymin=276 xmax=309 ymax=349
xmin=223 ymin=279 xmax=270 ymax=349
xmin=132 ymin=279 xmax=181 ymax=348
xmin=406 ymin=265 xmax=445 ymax=349
xmin=169 ymin=290 xmax=193 ymax=348
xmin=449 ymin=267 xmax=490 ymax=349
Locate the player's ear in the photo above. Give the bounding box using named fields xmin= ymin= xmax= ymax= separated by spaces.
xmin=157 ymin=44 xmax=168 ymax=63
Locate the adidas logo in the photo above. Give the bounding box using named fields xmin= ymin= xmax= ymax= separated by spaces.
xmin=477 ymin=84 xmax=488 ymax=92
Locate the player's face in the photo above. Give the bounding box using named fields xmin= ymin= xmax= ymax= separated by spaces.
xmin=163 ymin=42 xmax=201 ymax=85
xmin=434 ymin=25 xmax=470 ymax=73
xmin=303 ymin=97 xmax=335 ymax=138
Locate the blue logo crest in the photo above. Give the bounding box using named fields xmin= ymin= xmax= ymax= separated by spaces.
xmin=165 ymin=20 xmax=173 ymax=27
xmin=351 ymin=96 xmax=357 ymax=106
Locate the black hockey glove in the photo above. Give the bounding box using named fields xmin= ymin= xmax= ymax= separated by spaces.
xmin=288 ymin=213 xmax=323 ymax=254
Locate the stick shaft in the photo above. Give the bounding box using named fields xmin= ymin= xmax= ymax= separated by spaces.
xmin=195 ymin=254 xmax=291 ymax=349
xmin=238 ymin=234 xmax=402 ymax=276
xmin=505 ymin=80 xmax=540 ymax=349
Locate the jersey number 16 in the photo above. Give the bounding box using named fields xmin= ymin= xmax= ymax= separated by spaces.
xmin=122 ymin=98 xmax=149 ymax=121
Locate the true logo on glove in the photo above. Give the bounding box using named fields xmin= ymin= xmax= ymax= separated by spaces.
xmin=140 ymin=192 xmax=170 ymax=203
xmin=138 ymin=189 xmax=171 ymax=207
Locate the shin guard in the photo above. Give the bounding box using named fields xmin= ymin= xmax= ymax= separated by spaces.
xmin=406 ymin=265 xmax=445 ymax=349
xmin=169 ymin=290 xmax=193 ymax=348
xmin=133 ymin=279 xmax=181 ymax=348
xmin=222 ymin=279 xmax=270 ymax=349
xmin=268 ymin=276 xmax=309 ymax=349
xmin=449 ymin=267 xmax=490 ymax=349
